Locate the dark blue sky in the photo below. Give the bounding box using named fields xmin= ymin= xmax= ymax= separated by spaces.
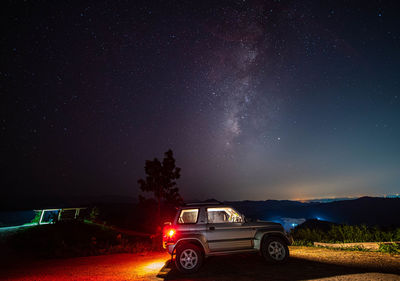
xmin=1 ymin=0 xmax=399 ymax=203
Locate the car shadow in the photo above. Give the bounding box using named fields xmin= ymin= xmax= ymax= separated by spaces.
xmin=157 ymin=253 xmax=400 ymax=281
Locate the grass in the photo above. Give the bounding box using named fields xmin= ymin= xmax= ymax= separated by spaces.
xmin=291 ymin=224 xmax=400 ymax=244
xmin=310 ymin=243 xmax=400 ymax=254
xmin=290 ymin=224 xmax=400 ymax=255
xmin=292 ymin=242 xmax=399 ymax=254
xmin=291 ymin=240 xmax=314 ymax=246
xmin=316 ymin=245 xmax=372 ymax=252
xmin=379 ymin=242 xmax=400 ymax=254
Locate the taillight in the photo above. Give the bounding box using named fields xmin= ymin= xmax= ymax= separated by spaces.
xmin=167 ymin=229 xmax=175 ymax=238
xmin=163 ymin=227 xmax=176 ymax=243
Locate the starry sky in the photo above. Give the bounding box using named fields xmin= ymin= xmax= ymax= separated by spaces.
xmin=1 ymin=0 xmax=400 ymax=204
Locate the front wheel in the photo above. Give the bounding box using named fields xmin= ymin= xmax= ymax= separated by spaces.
xmin=262 ymin=237 xmax=289 ymax=263
xmin=175 ymin=243 xmax=203 ymax=273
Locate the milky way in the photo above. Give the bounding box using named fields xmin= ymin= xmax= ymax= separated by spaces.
xmin=204 ymin=5 xmax=279 ymax=153
xmin=2 ymin=0 xmax=400 ymax=205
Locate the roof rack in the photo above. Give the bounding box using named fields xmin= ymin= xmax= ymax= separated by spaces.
xmin=184 ymin=200 xmax=222 ymax=206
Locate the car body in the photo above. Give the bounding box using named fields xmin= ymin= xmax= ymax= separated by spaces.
xmin=163 ymin=203 xmax=291 ymax=273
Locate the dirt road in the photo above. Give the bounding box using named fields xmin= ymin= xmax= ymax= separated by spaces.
xmin=1 ymin=246 xmax=399 ymax=280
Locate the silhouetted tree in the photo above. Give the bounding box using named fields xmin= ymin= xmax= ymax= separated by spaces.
xmin=138 ymin=149 xmax=183 ymax=223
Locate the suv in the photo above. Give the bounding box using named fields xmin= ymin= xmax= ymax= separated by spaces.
xmin=163 ymin=203 xmax=291 ymax=273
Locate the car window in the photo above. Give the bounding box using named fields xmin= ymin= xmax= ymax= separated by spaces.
xmin=178 ymin=209 xmax=199 ymax=224
xmin=207 ymin=207 xmax=242 ymax=223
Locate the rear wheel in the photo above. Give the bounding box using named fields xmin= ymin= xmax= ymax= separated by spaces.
xmin=175 ymin=243 xmax=203 ymax=273
xmin=262 ymin=237 xmax=289 ymax=263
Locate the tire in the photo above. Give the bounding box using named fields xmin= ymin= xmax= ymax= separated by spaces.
xmin=261 ymin=237 xmax=289 ymax=263
xmin=175 ymin=243 xmax=203 ymax=273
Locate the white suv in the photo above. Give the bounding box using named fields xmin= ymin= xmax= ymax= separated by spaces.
xmin=163 ymin=203 xmax=291 ymax=273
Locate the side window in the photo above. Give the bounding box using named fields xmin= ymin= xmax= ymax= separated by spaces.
xmin=207 ymin=207 xmax=243 ymax=223
xmin=178 ymin=209 xmax=199 ymax=224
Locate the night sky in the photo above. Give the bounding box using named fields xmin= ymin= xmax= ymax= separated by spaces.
xmin=2 ymin=0 xmax=400 ymax=204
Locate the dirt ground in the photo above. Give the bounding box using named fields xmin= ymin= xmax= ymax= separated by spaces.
xmin=1 ymin=246 xmax=399 ymax=280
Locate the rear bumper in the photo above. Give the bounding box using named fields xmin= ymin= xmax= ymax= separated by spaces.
xmin=163 ymin=241 xmax=175 ymax=254
xmin=166 ymin=244 xmax=175 ymax=254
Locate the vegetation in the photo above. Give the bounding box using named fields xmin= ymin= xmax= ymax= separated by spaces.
xmin=291 ymin=240 xmax=314 ymax=246
xmin=137 ymin=149 xmax=183 ymax=224
xmin=30 ymin=210 xmax=42 ymax=224
xmin=379 ymin=242 xmax=400 ymax=254
xmin=89 ymin=206 xmax=100 ymax=222
xmin=2 ymin=221 xmax=159 ymax=259
xmin=318 ymin=245 xmax=371 ymax=252
xmin=291 ymin=222 xmax=400 ymax=254
xmin=292 ymin=223 xmax=400 ymax=244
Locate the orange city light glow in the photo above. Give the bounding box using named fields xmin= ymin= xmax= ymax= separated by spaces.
xmin=168 ymin=229 xmax=175 ymax=237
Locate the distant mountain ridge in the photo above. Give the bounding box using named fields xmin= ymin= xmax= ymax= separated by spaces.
xmin=225 ymin=197 xmax=400 ymax=227
xmin=301 ymin=197 xmax=356 ymax=203
xmin=2 ymin=195 xmax=400 ymax=228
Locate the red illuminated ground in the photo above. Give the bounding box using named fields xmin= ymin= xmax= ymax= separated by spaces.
xmin=1 ymin=247 xmax=400 ymax=280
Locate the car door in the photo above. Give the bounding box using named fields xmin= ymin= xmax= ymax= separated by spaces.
xmin=205 ymin=207 xmax=255 ymax=252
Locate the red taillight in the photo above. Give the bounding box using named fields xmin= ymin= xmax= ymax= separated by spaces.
xmin=163 ymin=227 xmax=176 ymax=243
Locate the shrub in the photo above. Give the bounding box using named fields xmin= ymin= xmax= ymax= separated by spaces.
xmin=291 ymin=223 xmax=400 ymax=245
xmin=4 ymin=221 xmax=159 ymax=259
xmin=291 ymin=240 xmax=313 ymax=246
xmin=379 ymin=243 xmax=400 ymax=254
xmin=30 ymin=211 xmax=42 ymax=224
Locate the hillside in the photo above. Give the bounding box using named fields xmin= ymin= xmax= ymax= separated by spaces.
xmin=227 ymin=197 xmax=400 ymax=227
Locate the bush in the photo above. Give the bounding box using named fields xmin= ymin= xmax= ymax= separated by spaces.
xmin=318 ymin=245 xmax=370 ymax=252
xmin=291 ymin=240 xmax=313 ymax=246
xmin=30 ymin=211 xmax=42 ymax=224
xmin=379 ymin=243 xmax=400 ymax=254
xmin=292 ymin=223 xmax=400 ymax=245
xmin=4 ymin=221 xmax=159 ymax=259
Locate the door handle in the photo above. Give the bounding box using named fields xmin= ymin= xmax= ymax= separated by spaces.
xmin=209 ymin=226 xmax=215 ymax=230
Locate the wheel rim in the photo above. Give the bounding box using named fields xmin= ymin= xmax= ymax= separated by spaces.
xmin=179 ymin=249 xmax=198 ymax=270
xmin=267 ymin=241 xmax=286 ymax=261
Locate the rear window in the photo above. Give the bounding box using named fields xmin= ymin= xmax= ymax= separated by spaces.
xmin=178 ymin=209 xmax=199 ymax=224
